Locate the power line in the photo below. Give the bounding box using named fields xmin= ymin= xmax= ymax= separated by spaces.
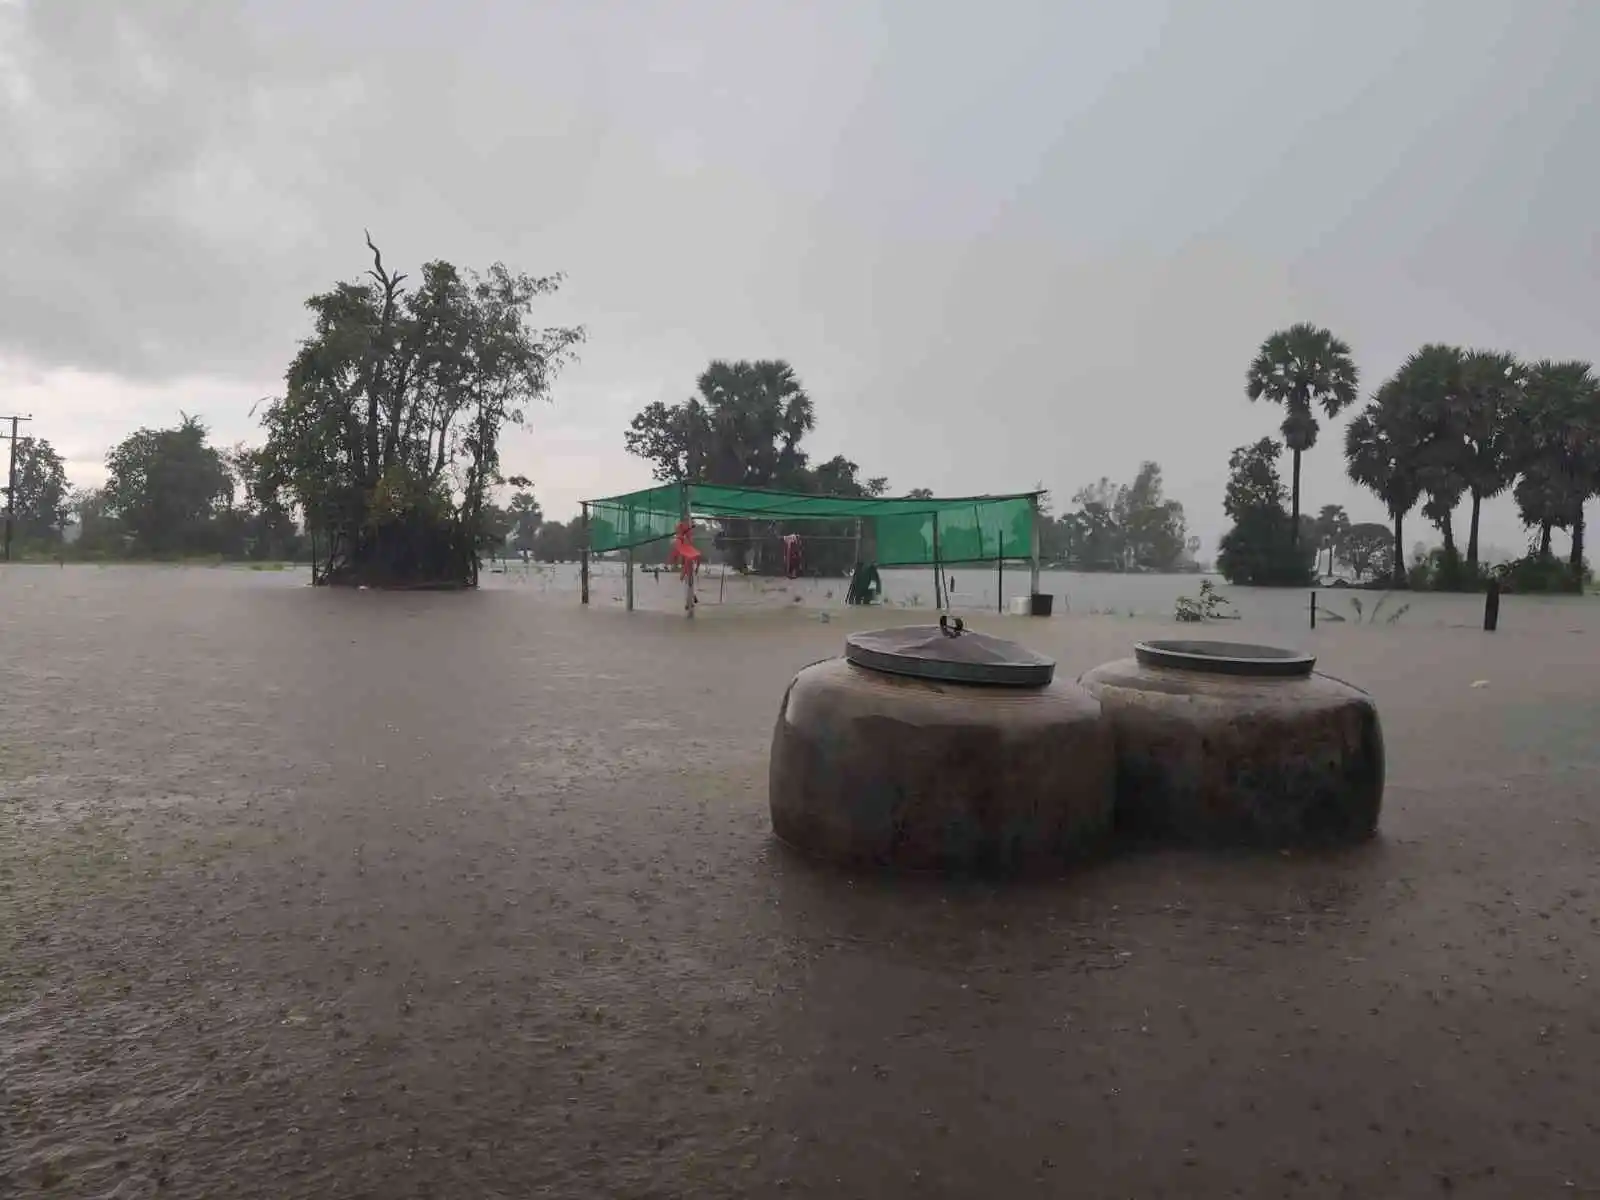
xmin=2 ymin=414 xmax=34 ymax=563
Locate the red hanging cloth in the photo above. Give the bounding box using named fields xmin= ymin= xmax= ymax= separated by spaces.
xmin=666 ymin=519 xmax=702 ymax=581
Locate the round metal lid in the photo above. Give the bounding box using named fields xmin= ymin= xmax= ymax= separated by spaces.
xmin=1133 ymin=639 xmax=1316 ymax=678
xmin=845 ymin=616 xmax=1056 ymax=687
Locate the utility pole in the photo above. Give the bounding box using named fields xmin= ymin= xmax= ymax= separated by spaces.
xmin=2 ymin=414 xmax=33 ymax=563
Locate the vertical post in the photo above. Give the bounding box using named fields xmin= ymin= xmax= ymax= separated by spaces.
xmin=2 ymin=414 xmax=32 ymax=563
xmin=1028 ymin=496 xmax=1042 ymax=601
xmin=931 ymin=512 xmax=944 ymax=611
xmin=681 ymin=482 xmax=695 ymax=619
xmin=997 ymin=531 xmax=1004 ymax=614
xmin=1309 ymin=590 xmax=1317 ymax=629
xmin=1484 ymin=579 xmax=1500 ymax=632
xmin=624 ymin=504 xmax=635 ymax=612
xmin=852 ymin=517 xmax=862 ymax=571
xmin=579 ymin=502 xmax=590 ymax=606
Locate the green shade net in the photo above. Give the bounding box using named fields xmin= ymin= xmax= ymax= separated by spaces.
xmin=585 ymin=484 xmax=1039 ymax=567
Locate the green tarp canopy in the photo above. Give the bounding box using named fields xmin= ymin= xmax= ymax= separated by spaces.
xmin=584 ymin=483 xmax=1041 ymax=568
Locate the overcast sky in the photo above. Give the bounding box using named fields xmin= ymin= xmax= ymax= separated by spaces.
xmin=3 ymin=0 xmax=1597 ymax=556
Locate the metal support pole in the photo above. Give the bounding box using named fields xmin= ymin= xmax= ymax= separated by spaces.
xmin=997 ymin=533 xmax=1004 ymax=614
xmin=1484 ymin=579 xmax=1500 ymax=632
xmin=624 ymin=505 xmax=634 ymax=611
xmin=1028 ymin=496 xmax=1042 ymax=600
xmin=931 ymin=512 xmax=944 ymax=611
xmin=579 ymin=503 xmax=590 ymax=605
xmin=681 ymin=482 xmax=695 ymax=619
xmin=2 ymin=414 xmax=33 ymax=563
xmin=1310 ymin=590 xmax=1317 ymax=629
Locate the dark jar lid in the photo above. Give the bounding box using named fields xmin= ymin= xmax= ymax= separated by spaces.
xmin=845 ymin=617 xmax=1056 ymax=687
xmin=1133 ymin=639 xmax=1316 ymax=678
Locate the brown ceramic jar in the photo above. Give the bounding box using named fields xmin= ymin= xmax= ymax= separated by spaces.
xmin=768 ymin=623 xmax=1114 ymax=874
xmin=1078 ymin=639 xmax=1384 ymax=848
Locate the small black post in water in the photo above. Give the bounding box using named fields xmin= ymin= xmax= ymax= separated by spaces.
xmin=1309 ymin=590 xmax=1317 ymax=629
xmin=1484 ymin=578 xmax=1500 ymax=632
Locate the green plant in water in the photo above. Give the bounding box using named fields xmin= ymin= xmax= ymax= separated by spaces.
xmin=1175 ymin=579 xmax=1236 ymax=623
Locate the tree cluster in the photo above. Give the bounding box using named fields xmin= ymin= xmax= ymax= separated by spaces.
xmin=1236 ymin=323 xmax=1597 ymax=591
xmin=3 ymin=435 xmax=69 ymax=552
xmin=1216 ymin=437 xmax=1317 ymax=586
xmin=1039 ymin=462 xmax=1192 ymax=573
xmin=1345 ymin=349 xmax=1597 ymax=590
xmin=255 ymin=236 xmax=583 ymax=587
xmin=624 ymin=360 xmax=889 ymax=575
xmin=4 ymin=420 xmax=306 ymax=562
xmin=11 ymin=418 xmax=569 ymax=572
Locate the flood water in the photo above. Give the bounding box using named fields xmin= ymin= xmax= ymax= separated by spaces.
xmin=495 ymin=558 xmax=1516 ymax=634
xmin=2 ymin=564 xmax=1598 ymax=1197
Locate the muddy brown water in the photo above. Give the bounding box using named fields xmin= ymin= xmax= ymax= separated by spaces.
xmin=2 ymin=565 xmax=1598 ymax=1198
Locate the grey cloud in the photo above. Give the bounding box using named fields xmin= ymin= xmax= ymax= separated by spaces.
xmin=2 ymin=0 xmax=1597 ymax=547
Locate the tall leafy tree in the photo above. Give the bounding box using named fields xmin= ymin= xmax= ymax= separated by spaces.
xmin=1512 ymin=360 xmax=1600 ymax=589
xmin=506 ymin=490 xmax=544 ymax=552
xmin=1338 ymin=522 xmax=1394 ymax=582
xmin=104 ymin=414 xmax=233 ymax=556
xmin=625 ymin=359 xmax=816 ymax=488
xmin=1344 ymin=382 xmax=1423 ymax=585
xmin=1246 ymin=324 xmax=1360 ymax=543
xmin=6 ymin=435 xmax=70 ymax=544
xmin=1113 ymin=462 xmax=1187 ymax=571
xmin=1061 ymin=477 xmax=1123 ymax=570
xmin=1222 ymin=437 xmax=1286 ymax=519
xmin=258 ymin=235 xmax=583 ymax=587
xmin=1455 ymin=350 xmax=1523 ymax=572
xmin=625 ymin=360 xmax=818 ymax=571
xmin=1216 ymin=437 xmax=1313 ymax=585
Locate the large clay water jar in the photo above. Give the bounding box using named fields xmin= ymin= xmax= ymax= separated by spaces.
xmin=768 ymin=620 xmax=1114 ymax=874
xmin=1078 ymin=639 xmax=1384 ymax=848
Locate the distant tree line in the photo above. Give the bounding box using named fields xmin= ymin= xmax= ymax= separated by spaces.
xmin=1038 ymin=462 xmax=1193 ymax=573
xmin=4 ymin=419 xmax=306 ymax=563
xmin=1222 ymin=324 xmax=1598 ymax=592
xmin=4 ymin=419 xmax=579 ymax=569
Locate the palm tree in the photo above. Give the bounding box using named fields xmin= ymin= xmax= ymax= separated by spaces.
xmin=1389 ymin=345 xmax=1468 ymax=576
xmin=1345 ymin=382 xmax=1423 ymax=585
xmin=1513 ymin=360 xmax=1600 ymax=590
xmin=1456 ymin=351 xmax=1523 ymax=572
xmin=1246 ymin=324 xmax=1360 ymax=544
